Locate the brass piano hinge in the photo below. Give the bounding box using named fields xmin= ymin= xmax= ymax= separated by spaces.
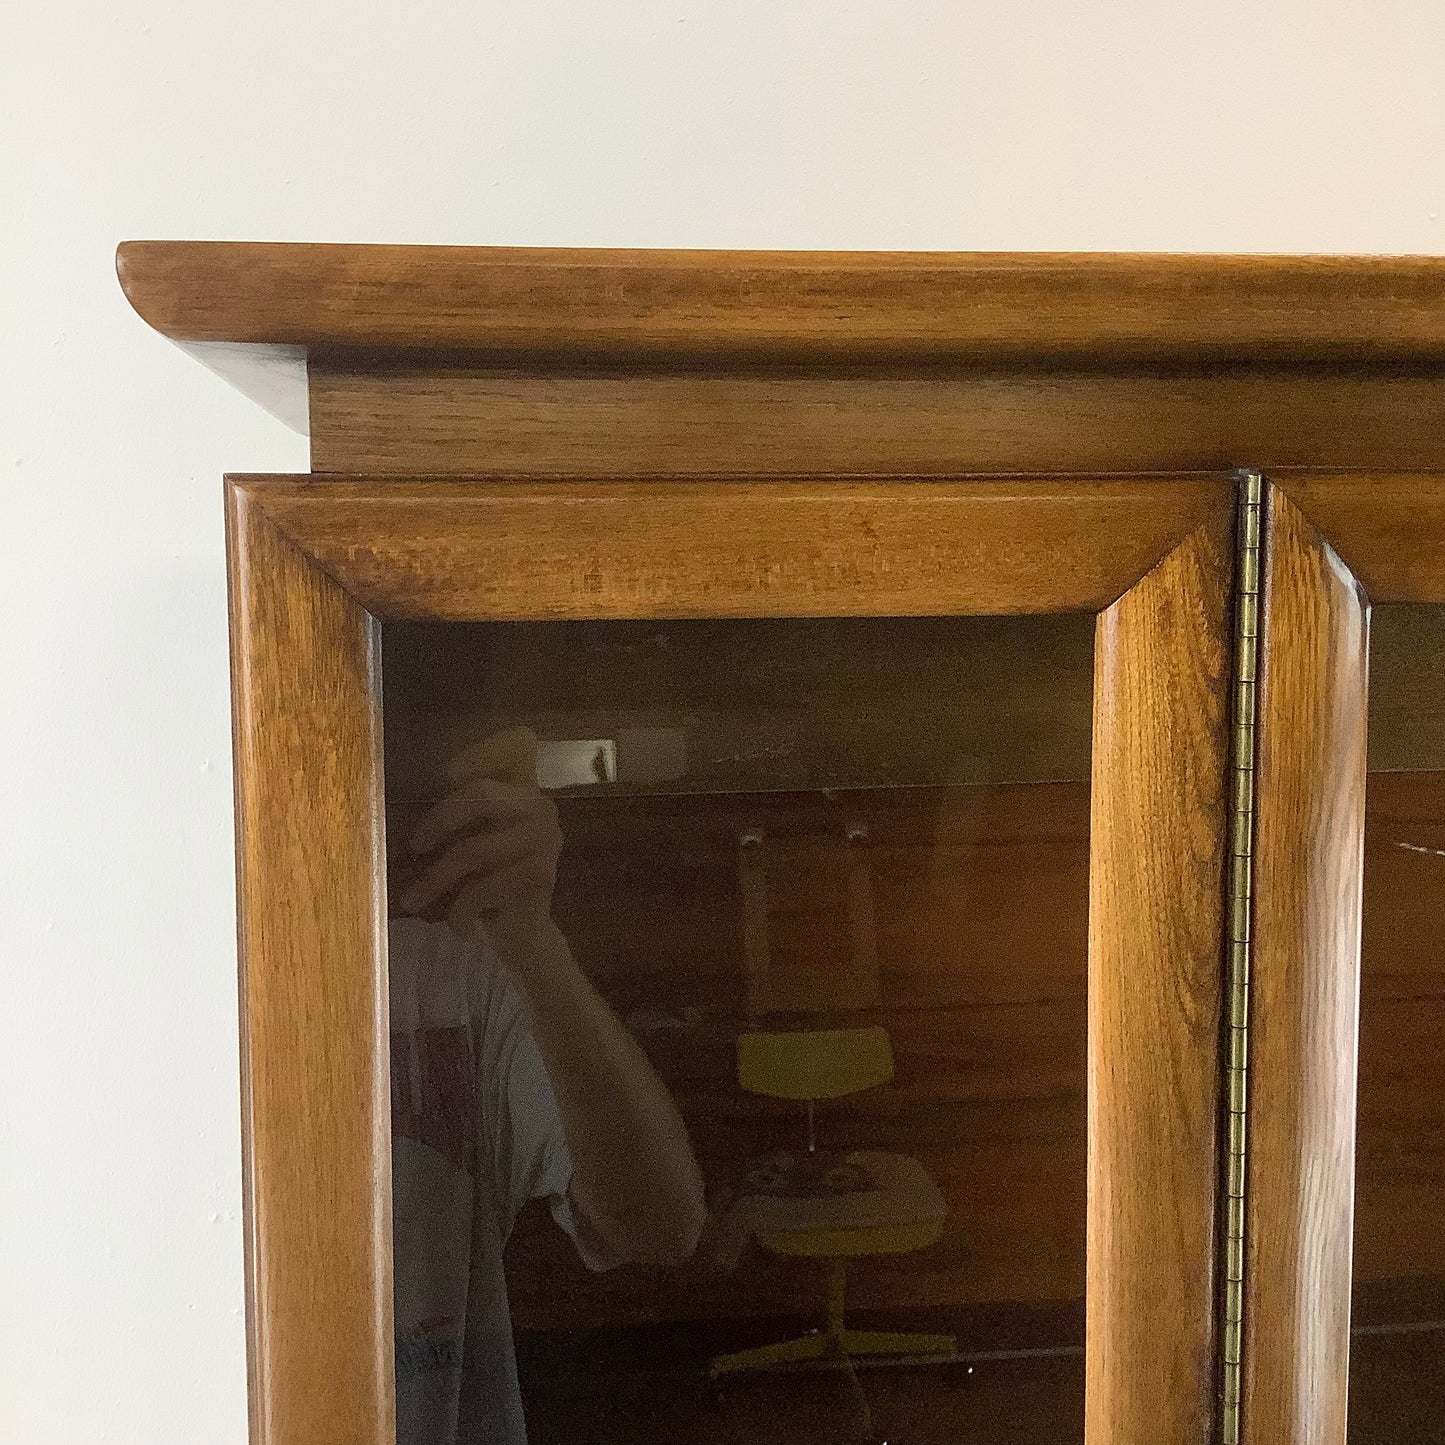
xmin=1220 ymin=469 xmax=1262 ymax=1445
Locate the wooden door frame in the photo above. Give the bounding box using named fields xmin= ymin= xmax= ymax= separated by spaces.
xmin=226 ymin=471 xmax=1239 ymax=1445
xmin=1242 ymin=470 xmax=1445 ymax=1445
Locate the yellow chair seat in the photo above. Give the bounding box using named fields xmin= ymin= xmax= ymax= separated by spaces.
xmin=710 ymin=1153 xmax=956 ymax=1380
xmin=729 ymin=1149 xmax=945 ymax=1249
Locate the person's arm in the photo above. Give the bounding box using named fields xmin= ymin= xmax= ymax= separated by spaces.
xmin=398 ymin=728 xmax=706 ymax=1268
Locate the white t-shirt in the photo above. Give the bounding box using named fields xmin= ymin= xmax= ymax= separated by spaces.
xmin=389 ymin=916 xmax=611 ymax=1445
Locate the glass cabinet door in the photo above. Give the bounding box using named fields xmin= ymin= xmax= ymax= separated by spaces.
xmin=224 ymin=473 xmax=1238 ymax=1445
xmin=382 ymin=613 xmax=1097 ymax=1445
xmin=1245 ymin=475 xmax=1445 ymax=1445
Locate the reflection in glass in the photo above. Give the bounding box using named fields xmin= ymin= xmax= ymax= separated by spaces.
xmin=1353 ymin=604 xmax=1445 ymax=1442
xmin=384 ymin=615 xmax=1094 ymax=1444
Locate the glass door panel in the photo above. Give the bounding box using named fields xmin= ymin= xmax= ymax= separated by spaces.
xmin=1353 ymin=603 xmax=1445 ymax=1441
xmin=381 ymin=613 xmax=1095 ymax=1445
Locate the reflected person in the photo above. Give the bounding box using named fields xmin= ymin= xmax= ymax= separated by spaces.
xmin=388 ymin=728 xmax=706 ymax=1445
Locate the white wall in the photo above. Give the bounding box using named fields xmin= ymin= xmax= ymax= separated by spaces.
xmin=3 ymin=2 xmax=1444 ymax=1440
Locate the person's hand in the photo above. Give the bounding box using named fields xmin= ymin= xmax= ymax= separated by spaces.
xmin=397 ymin=727 xmax=562 ymax=960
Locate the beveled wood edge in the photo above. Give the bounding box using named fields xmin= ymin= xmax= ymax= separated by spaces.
xmin=227 ymin=486 xmax=394 ymax=1445
xmin=1087 ymin=510 xmax=1234 ymax=1443
xmin=1276 ymin=471 xmax=1445 ymax=603
xmin=230 ymin=471 xmax=1232 ymax=623
xmin=118 ymin=243 xmax=1445 ymax=365
xmin=1241 ymin=484 xmax=1368 ymax=1445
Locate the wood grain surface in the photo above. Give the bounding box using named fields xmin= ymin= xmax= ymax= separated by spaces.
xmin=1087 ymin=504 xmax=1235 ymax=1445
xmin=1280 ymin=473 xmax=1445 ymax=605
xmin=308 ymin=364 xmax=1445 ymax=477
xmin=236 ymin=473 xmax=1227 ymax=622
xmin=1243 ymin=485 xmax=1370 ymax=1445
xmin=118 ymin=244 xmax=1445 ymax=363
xmin=226 ymin=485 xmax=393 ymax=1445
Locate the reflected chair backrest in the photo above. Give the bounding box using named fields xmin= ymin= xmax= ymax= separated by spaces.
xmin=736 ymin=1025 xmax=894 ymax=1101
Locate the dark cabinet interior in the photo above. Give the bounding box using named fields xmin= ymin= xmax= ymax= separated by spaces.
xmin=1350 ymin=606 xmax=1445 ymax=1441
xmin=384 ymin=615 xmax=1095 ymax=1442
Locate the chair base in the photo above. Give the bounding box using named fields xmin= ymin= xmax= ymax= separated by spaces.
xmin=710 ymin=1327 xmax=957 ymax=1377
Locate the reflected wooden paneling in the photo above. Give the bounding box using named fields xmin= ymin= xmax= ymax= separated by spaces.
xmin=1359 ymin=610 xmax=1445 ymax=1340
xmin=381 ymin=598 xmax=1097 ymax=1342
xmin=384 ymin=615 xmax=1094 ymax=803
xmin=1349 ymin=761 xmax=1445 ymax=1445
xmin=1357 ymin=770 xmax=1445 ymax=1297
xmin=1368 ymin=605 xmax=1445 ymax=772
xmin=503 ymin=782 xmax=1090 ymax=1333
xmin=546 ymin=785 xmax=1090 ymax=1010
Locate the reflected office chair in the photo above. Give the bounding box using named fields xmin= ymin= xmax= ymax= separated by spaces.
xmin=710 ymin=827 xmax=955 ymax=1377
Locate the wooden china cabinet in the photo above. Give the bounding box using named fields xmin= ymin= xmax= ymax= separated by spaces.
xmin=118 ymin=245 xmax=1445 ymax=1445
